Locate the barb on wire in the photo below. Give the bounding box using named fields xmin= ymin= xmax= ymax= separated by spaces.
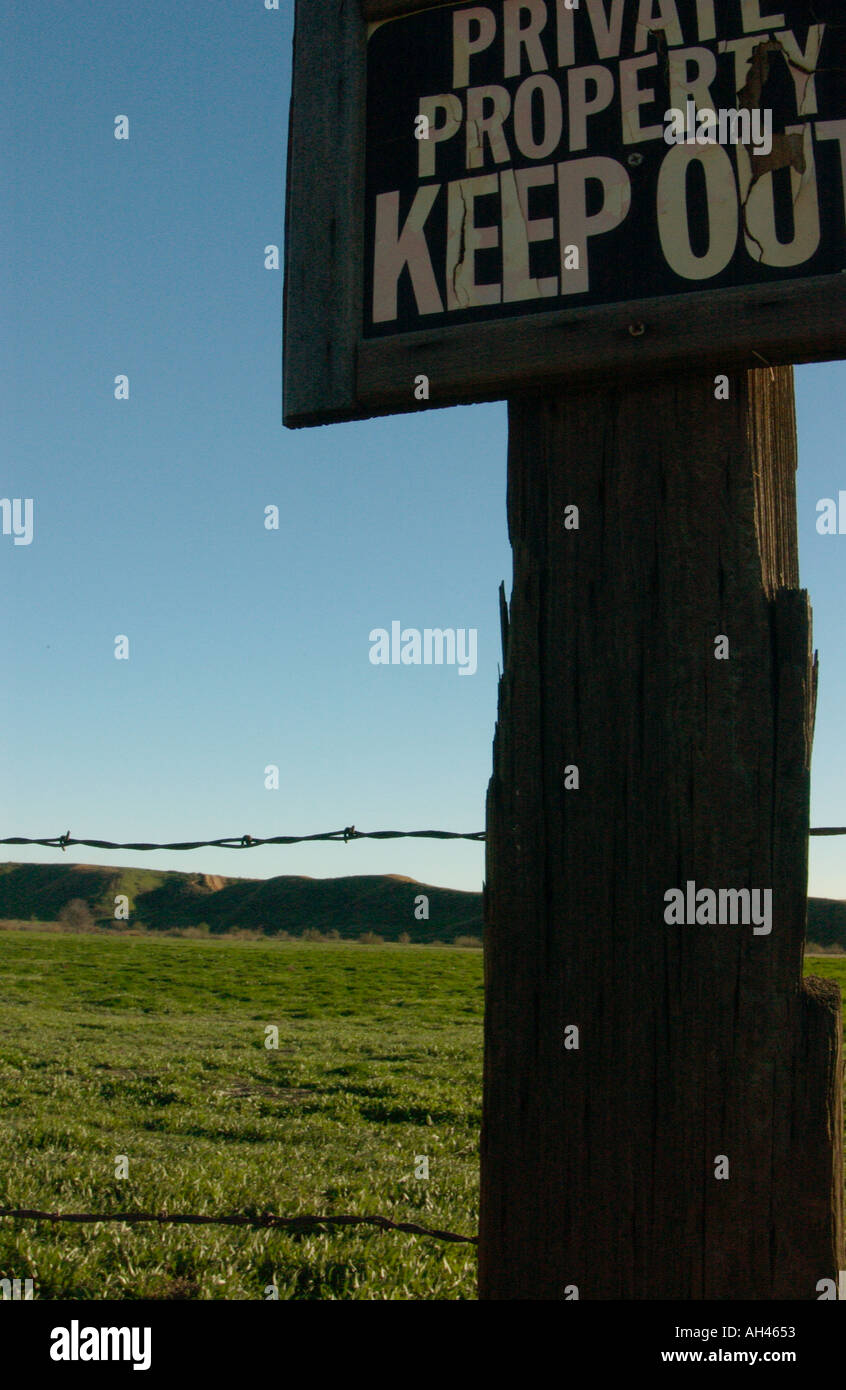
xmin=0 ymin=1207 xmax=477 ymax=1245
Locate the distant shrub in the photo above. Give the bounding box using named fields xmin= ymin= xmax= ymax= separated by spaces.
xmin=453 ymin=934 xmax=483 ymax=948
xmin=58 ymin=898 xmax=94 ymax=931
xmin=358 ymin=931 xmax=384 ymax=945
xmin=301 ymin=928 xmax=328 ymax=942
xmin=397 ymin=932 xmax=411 ymax=944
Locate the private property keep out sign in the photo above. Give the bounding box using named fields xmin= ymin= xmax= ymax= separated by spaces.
xmin=364 ymin=0 xmax=846 ymax=335
xmin=283 ymin=0 xmax=846 ymax=424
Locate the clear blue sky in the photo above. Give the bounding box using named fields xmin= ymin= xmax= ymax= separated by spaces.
xmin=2 ymin=2 xmax=844 ymax=897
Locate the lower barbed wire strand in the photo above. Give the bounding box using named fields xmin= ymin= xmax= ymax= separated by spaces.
xmin=0 ymin=1206 xmax=477 ymax=1244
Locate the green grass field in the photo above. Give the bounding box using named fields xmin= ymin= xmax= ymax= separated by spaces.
xmin=0 ymin=934 xmax=483 ymax=1300
xmin=0 ymin=933 xmax=842 ymax=1300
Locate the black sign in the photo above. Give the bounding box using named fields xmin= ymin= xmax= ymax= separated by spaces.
xmin=364 ymin=0 xmax=846 ymax=338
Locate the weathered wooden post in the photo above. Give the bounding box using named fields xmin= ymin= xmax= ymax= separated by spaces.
xmin=479 ymin=365 xmax=843 ymax=1298
xmin=284 ymin=0 xmax=846 ymax=1299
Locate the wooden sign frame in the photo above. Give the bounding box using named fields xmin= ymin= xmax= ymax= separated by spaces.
xmin=283 ymin=0 xmax=846 ymax=428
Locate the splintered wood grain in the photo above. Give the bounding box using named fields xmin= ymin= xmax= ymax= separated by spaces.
xmin=479 ymin=367 xmax=844 ymax=1299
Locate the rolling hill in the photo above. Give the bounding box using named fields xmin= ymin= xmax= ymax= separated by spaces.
xmin=0 ymin=862 xmax=482 ymax=943
xmin=1 ymin=862 xmax=844 ymax=948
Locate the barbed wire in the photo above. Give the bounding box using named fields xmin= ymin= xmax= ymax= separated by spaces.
xmin=0 ymin=828 xmax=486 ymax=852
xmin=1 ymin=826 xmax=843 ymax=854
xmin=0 ymin=1206 xmax=476 ymax=1245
